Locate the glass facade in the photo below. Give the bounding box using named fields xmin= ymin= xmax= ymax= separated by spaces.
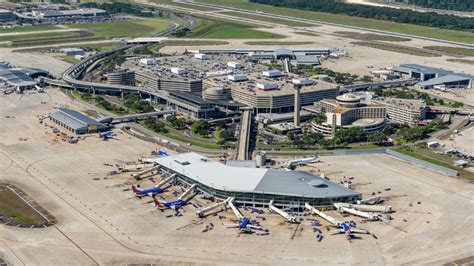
xmin=160 ymin=166 xmax=361 ymax=209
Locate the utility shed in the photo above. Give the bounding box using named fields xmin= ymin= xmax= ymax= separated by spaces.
xmin=49 ymin=108 xmax=109 ymax=134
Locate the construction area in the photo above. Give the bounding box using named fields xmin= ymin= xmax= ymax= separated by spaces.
xmin=0 ymin=89 xmax=472 ymax=265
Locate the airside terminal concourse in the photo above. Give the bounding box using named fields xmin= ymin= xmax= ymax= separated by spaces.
xmin=155 ymin=153 xmax=361 ymax=208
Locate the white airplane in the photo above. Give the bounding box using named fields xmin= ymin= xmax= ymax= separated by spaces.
xmin=329 ymin=223 xmax=371 ymax=241
xmin=286 ymin=153 xmax=319 ymax=170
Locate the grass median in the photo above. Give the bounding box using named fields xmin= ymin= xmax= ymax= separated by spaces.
xmin=188 ymin=0 xmax=474 ymax=44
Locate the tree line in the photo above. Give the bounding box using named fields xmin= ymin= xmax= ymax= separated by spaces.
xmin=249 ymin=0 xmax=474 ymax=32
xmin=387 ymin=0 xmax=473 ymax=12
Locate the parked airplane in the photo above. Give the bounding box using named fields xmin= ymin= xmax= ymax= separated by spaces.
xmin=286 ymin=153 xmax=319 ymax=169
xmin=99 ymin=131 xmax=116 ymax=140
xmin=153 ymin=184 xmax=196 ymax=210
xmin=153 ymin=197 xmax=186 ymax=210
xmin=226 ymin=217 xmax=264 ymax=234
xmin=132 ymin=184 xmax=164 ymax=197
xmin=330 ymin=223 xmax=370 ymax=240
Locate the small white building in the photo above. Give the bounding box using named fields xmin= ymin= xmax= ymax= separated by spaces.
xmin=262 ymin=70 xmax=283 ymax=78
xmin=74 ymin=54 xmax=85 ymax=61
xmin=227 ymin=62 xmax=242 ymax=69
xmin=194 ymin=53 xmax=208 ymax=60
xmin=139 ymin=58 xmax=155 ymax=65
xmin=257 ymin=82 xmax=278 ymax=91
xmin=292 ymin=78 xmax=314 ymax=86
xmin=171 ymin=67 xmax=185 ymax=75
xmin=228 ymin=74 xmax=248 ymax=82
xmin=60 ymin=48 xmax=84 ymax=56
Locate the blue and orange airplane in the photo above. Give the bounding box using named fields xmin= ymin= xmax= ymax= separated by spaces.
xmin=153 ymin=197 xmax=187 ymax=210
xmin=132 ymin=184 xmax=164 ymax=198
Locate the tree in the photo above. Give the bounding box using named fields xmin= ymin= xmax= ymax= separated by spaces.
xmin=368 ymin=132 xmax=388 ymax=145
xmin=333 ymin=127 xmax=366 ymax=144
xmin=303 ymin=132 xmax=324 ymax=145
xmin=191 ymin=120 xmax=210 ymax=136
xmin=312 ymin=113 xmax=326 ymax=125
xmin=286 ymin=131 xmax=295 ymax=140
xmin=166 ymin=115 xmax=186 ymax=130
xmin=143 ymin=117 xmax=167 ymax=133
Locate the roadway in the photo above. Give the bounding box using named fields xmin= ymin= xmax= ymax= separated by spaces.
xmin=173 ymin=0 xmax=474 ymax=48
xmin=235 ymin=109 xmax=252 ymax=160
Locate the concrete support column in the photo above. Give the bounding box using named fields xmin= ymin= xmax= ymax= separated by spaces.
xmin=294 ymin=85 xmax=301 ymax=127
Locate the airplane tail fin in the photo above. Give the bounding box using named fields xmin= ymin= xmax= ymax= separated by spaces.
xmin=153 ymin=197 xmax=166 ymax=209
xmin=132 ymin=185 xmax=142 ymax=194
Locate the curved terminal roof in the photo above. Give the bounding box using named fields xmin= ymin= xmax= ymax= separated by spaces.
xmin=337 ymin=93 xmax=360 ymax=103
xmin=156 ymin=152 xmax=360 ymax=199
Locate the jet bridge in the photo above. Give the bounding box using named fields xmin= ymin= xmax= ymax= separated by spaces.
xmin=157 ymin=174 xmax=176 ymax=187
xmin=336 ymin=203 xmax=392 ymax=213
xmin=334 ymin=203 xmax=379 ymax=221
xmin=178 ymin=184 xmax=197 ymax=200
xmin=196 ymin=197 xmax=232 ymax=218
xmin=132 ymin=165 xmax=160 ymax=179
xmin=269 ymin=200 xmax=298 ymax=223
xmin=305 ymin=203 xmax=342 ymax=227
xmin=228 ymin=198 xmax=244 ymax=221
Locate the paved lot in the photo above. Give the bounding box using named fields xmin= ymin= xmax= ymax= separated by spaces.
xmin=0 ymin=89 xmax=472 ymax=265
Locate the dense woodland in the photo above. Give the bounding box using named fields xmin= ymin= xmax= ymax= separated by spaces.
xmin=249 ymin=0 xmax=474 ymax=31
xmin=386 ymin=0 xmax=473 ymax=12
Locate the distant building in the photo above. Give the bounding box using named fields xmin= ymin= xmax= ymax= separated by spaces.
xmin=48 ymin=108 xmax=109 ymax=134
xmin=0 ymin=9 xmax=17 ymax=22
xmin=308 ymin=93 xmax=386 ymax=136
xmin=373 ymin=98 xmax=427 ymax=125
xmin=393 ymin=64 xmax=473 ymax=89
xmin=0 ymin=66 xmax=49 ymax=90
xmin=31 ymin=8 xmax=106 ymax=19
xmin=60 ymin=48 xmax=84 ymax=56
xmin=106 ymin=69 xmax=135 ymax=86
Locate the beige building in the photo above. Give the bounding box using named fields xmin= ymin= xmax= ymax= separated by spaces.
xmin=373 ymin=98 xmax=426 ymax=125
xmin=308 ymin=94 xmax=386 ymax=136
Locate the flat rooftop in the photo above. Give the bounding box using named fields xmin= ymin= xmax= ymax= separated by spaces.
xmin=123 ymin=54 xmax=266 ymax=81
xmin=394 ymin=64 xmax=453 ymax=75
xmin=374 ymin=97 xmax=426 ymax=111
xmin=209 ymin=72 xmax=337 ymax=97
xmin=156 ymin=152 xmax=360 ymax=199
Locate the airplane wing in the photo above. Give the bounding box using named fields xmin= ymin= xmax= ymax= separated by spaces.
xmin=247 ymin=225 xmax=263 ymax=230
xmin=225 ymin=224 xmax=240 ymax=228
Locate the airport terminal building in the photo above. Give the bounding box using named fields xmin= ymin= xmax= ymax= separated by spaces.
xmin=156 ymin=153 xmax=361 ymax=208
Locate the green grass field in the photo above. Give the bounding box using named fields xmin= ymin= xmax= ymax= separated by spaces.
xmin=186 ymin=17 xmax=284 ymax=39
xmin=162 ymin=40 xmax=229 ymax=46
xmin=393 ymin=148 xmax=474 ymax=181
xmin=186 ymin=0 xmax=474 ymax=44
xmin=68 ymin=18 xmax=170 ymax=39
xmin=0 ymin=31 xmax=93 ymax=47
xmin=0 ymin=18 xmax=171 ymax=47
xmin=221 ymin=11 xmax=311 ymax=27
xmin=0 ymin=186 xmax=46 ymax=226
xmin=424 ymin=46 xmax=474 ymax=57
xmin=353 ymin=41 xmax=440 ymax=57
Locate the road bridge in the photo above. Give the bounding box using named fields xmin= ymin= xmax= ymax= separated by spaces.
xmin=235 ymin=109 xmax=253 ymax=160
xmin=111 ymin=110 xmax=176 ymax=124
